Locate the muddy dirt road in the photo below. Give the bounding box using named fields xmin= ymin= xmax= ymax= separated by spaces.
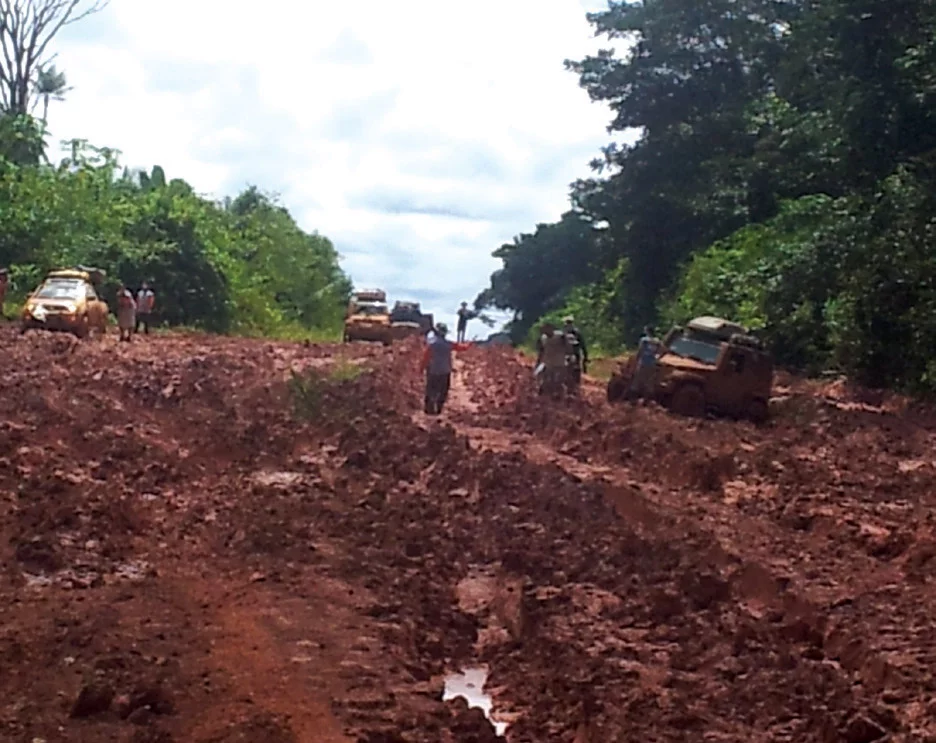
xmin=2 ymin=328 xmax=935 ymax=742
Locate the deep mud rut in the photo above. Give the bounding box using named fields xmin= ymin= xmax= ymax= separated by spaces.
xmin=2 ymin=328 xmax=936 ymax=742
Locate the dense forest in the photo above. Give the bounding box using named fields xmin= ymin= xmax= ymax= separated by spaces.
xmin=0 ymin=1 xmax=351 ymax=338
xmin=476 ymin=0 xmax=936 ymax=393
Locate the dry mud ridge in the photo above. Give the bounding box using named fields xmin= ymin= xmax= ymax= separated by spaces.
xmin=3 ymin=329 xmax=936 ymax=742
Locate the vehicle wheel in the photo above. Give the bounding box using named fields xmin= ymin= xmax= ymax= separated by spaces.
xmin=746 ymin=398 xmax=769 ymax=424
xmin=74 ymin=315 xmax=90 ymax=339
xmin=670 ymin=384 xmax=706 ymax=418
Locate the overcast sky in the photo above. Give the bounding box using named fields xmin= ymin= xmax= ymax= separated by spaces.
xmin=51 ymin=0 xmax=616 ymax=336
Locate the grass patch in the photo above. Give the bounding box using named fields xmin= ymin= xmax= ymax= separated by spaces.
xmin=287 ymin=369 xmax=326 ymax=420
xmin=328 ymin=359 xmax=365 ymax=382
xmin=286 ymin=360 xmax=367 ymax=420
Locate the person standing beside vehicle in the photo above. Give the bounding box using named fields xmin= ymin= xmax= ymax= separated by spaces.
xmin=630 ymin=325 xmax=661 ymax=397
xmin=135 ymin=281 xmax=155 ymax=335
xmin=116 ymin=284 xmax=136 ymax=343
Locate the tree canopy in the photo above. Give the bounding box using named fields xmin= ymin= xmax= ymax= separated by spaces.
xmin=477 ymin=0 xmax=936 ymax=392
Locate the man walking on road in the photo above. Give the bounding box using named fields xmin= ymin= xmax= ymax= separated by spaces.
xmin=421 ymin=323 xmax=468 ymax=415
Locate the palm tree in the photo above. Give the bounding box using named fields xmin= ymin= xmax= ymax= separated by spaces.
xmin=35 ymin=65 xmax=72 ymax=128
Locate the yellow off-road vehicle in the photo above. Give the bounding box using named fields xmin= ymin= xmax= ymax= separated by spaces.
xmin=21 ymin=267 xmax=109 ymax=339
xmin=343 ymin=289 xmax=392 ymax=344
xmin=607 ymin=316 xmax=773 ymax=422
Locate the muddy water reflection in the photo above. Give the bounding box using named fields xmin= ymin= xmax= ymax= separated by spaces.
xmin=442 ymin=667 xmax=508 ymax=735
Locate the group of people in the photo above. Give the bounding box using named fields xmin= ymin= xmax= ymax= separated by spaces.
xmin=418 ymin=312 xmax=592 ymax=414
xmin=115 ymin=281 xmax=157 ymax=342
xmin=534 ymin=316 xmax=588 ymax=397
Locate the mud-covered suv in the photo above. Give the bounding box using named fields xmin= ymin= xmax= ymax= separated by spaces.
xmin=389 ymin=300 xmax=432 ymax=340
xmin=607 ymin=316 xmax=773 ymax=422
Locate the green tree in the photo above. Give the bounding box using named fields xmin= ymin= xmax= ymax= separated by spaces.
xmin=34 ymin=64 xmax=70 ymax=128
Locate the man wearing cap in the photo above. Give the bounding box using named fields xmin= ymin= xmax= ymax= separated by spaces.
xmin=420 ymin=323 xmax=468 ymax=414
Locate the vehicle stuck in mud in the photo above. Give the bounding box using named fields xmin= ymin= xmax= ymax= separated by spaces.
xmin=607 ymin=316 xmax=774 ymax=422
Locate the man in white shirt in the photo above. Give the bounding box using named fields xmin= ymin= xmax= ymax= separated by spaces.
xmin=135 ymin=281 xmax=156 ymax=335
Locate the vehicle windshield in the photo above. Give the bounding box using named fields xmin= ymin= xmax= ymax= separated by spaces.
xmin=666 ymin=332 xmax=722 ymax=365
xmin=35 ymin=279 xmax=83 ymax=300
xmin=356 ymin=303 xmax=388 ymax=316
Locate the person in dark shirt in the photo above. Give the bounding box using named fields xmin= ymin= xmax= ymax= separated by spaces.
xmin=420 ymin=323 xmax=468 ymax=414
xmin=562 ymin=316 xmax=588 ymax=375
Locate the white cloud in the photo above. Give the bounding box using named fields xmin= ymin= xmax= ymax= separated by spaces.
xmin=49 ymin=0 xmax=620 ymax=332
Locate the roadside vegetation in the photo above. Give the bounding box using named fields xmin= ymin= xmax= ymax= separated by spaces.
xmin=0 ymin=2 xmax=351 ymax=339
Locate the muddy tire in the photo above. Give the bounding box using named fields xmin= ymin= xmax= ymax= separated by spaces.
xmin=670 ymin=384 xmax=705 ymax=418
xmin=746 ymin=398 xmax=769 ymax=424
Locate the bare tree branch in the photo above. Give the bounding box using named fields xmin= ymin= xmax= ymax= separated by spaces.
xmin=0 ymin=0 xmax=107 ymax=115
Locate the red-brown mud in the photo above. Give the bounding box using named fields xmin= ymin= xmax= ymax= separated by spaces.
xmin=1 ymin=329 xmax=933 ymax=741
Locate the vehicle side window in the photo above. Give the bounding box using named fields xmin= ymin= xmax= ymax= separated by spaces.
xmin=730 ymin=352 xmax=746 ymax=373
xmin=85 ymin=284 xmax=97 ymax=301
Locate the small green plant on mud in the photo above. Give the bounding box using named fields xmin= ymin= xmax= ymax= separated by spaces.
xmin=328 ymin=359 xmax=364 ymax=382
xmin=287 ymin=369 xmax=325 ymax=420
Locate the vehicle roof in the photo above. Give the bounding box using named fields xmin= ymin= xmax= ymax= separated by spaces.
xmin=687 ymin=316 xmax=748 ymax=338
xmin=46 ymin=270 xmax=90 ymax=280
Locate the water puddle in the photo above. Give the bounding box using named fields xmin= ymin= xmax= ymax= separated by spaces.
xmin=442 ymin=667 xmax=508 ymax=735
xmin=250 ymin=470 xmax=303 ymax=488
